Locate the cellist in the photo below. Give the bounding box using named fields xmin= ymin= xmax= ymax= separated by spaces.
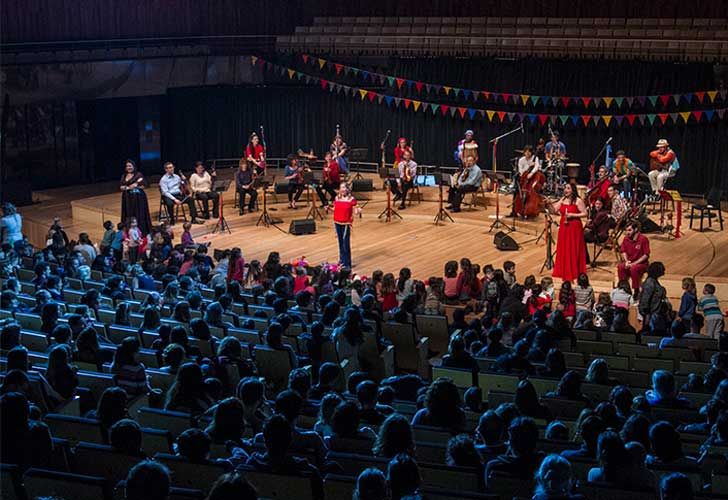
xmin=586 ymin=165 xmax=612 ymax=209
xmin=513 ymin=145 xmax=545 ymax=218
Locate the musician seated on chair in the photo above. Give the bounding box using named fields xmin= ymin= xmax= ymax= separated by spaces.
xmin=189 ymin=161 xmax=219 ymax=220
xmin=544 ymin=131 xmax=566 ymax=161
xmin=315 ymin=151 xmax=340 ymax=209
xmin=511 ymin=145 xmax=541 ymax=216
xmin=584 ymin=198 xmax=610 ymax=244
xmin=447 ymin=156 xmax=483 ymax=213
xmin=391 ymin=150 xmax=418 ymax=210
xmin=235 ymin=158 xmax=257 ymax=215
xmin=610 ymin=150 xmax=635 ymax=201
xmin=648 ymin=139 xmax=679 ymax=200
xmin=607 ymin=185 xmax=628 ymax=227
xmin=588 ymin=165 xmax=612 ymax=209
xmin=159 ymin=162 xmax=202 ymax=225
xmin=284 ymin=154 xmax=305 ymax=209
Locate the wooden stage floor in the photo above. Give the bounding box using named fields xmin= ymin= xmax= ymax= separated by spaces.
xmin=18 ymin=169 xmax=728 ymax=299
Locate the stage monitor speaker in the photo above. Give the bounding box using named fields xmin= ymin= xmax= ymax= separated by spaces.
xmin=352 ymin=179 xmax=373 ymax=192
xmin=493 ymin=231 xmax=518 ymax=251
xmin=638 ymin=213 xmax=661 ymax=234
xmin=289 ymin=219 xmax=316 ymax=235
xmin=274 ymin=181 xmax=289 ymax=194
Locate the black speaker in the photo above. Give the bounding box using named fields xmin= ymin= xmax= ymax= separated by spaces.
xmin=289 ymin=219 xmax=316 ymax=235
xmin=638 ymin=213 xmax=661 ymax=234
xmin=352 ymin=179 xmax=373 ymax=192
xmin=274 ymin=181 xmax=289 ymax=194
xmin=493 ymin=231 xmax=519 ymax=251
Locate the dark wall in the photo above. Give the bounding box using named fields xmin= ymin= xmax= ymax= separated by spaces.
xmin=4 ymin=1 xmax=728 ymax=43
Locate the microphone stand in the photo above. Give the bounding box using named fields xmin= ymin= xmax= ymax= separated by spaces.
xmin=489 ymin=124 xmax=523 ymax=191
xmin=588 ymin=138 xmax=612 ymax=178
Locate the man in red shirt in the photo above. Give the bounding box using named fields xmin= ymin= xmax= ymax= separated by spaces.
xmin=648 ymin=138 xmax=677 ymax=198
xmin=617 ymin=221 xmax=650 ymax=295
xmin=315 ymin=152 xmax=340 ymax=209
xmin=332 ymin=182 xmax=361 ymax=268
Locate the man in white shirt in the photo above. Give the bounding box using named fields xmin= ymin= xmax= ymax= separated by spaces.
xmin=159 ymin=162 xmax=202 ymax=225
xmin=447 ymin=156 xmax=483 ymax=213
xmin=391 ymin=150 xmax=418 ymax=210
xmin=189 ymin=161 xmax=219 ymax=219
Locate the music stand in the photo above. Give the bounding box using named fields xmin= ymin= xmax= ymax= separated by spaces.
xmin=378 ymin=179 xmax=402 ymax=223
xmin=433 ymin=170 xmax=454 ymax=225
xmin=349 ymin=148 xmax=368 ymax=180
xmin=540 ymin=210 xmax=557 ymax=272
xmin=255 ymin=177 xmax=281 ymax=228
xmin=305 ymin=173 xmax=324 ymax=221
xmin=486 ymin=171 xmax=515 ymax=233
xmin=212 ymin=179 xmax=232 ymax=234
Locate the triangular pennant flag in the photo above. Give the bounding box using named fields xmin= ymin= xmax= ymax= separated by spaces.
xmin=521 ymin=95 xmax=530 ymax=105
xmin=615 ymin=115 xmax=624 ymax=126
xmin=472 ymin=91 xmax=479 ymax=101
xmin=486 ymin=110 xmax=495 ymax=121
xmin=658 ymin=113 xmax=669 ymax=124
xmin=477 ymin=109 xmax=485 ymax=118
xmin=328 ymin=81 xmax=335 ymax=92
xmin=516 ymin=112 xmax=525 ymax=123
xmin=707 ymin=90 xmax=718 ymax=102
xmin=626 ymin=96 xmax=635 ymax=107
xmin=659 ymin=95 xmax=671 ymax=106
xmin=680 ymin=111 xmax=691 ymax=123
xmin=425 ymin=83 xmax=432 ymax=93
xmin=647 ymin=95 xmax=658 ymax=107
xmin=457 ymin=107 xmax=467 ymax=118
xmin=626 ymin=114 xmax=636 ymax=126
xmin=638 ymin=115 xmax=647 ymax=125
xmin=506 ymin=112 xmax=515 ymax=123
xmin=502 ymin=93 xmax=512 ymax=103
xmin=431 ymin=104 xmax=439 ymax=115
xmin=532 ymin=96 xmax=542 ymax=106
xmin=718 ymin=109 xmax=726 ymax=119
xmin=560 ymin=97 xmax=571 ymax=107
xmin=559 ymin=115 xmax=569 ymax=125
xmin=637 ymin=96 xmax=647 ymax=107
xmin=378 ymin=95 xmax=384 ymax=104
xmin=593 ymin=97 xmax=602 ymax=108
xmin=551 ymin=97 xmax=560 ymax=107
xmin=296 ymin=71 xmax=304 ymax=80
xmin=592 ymin=115 xmax=601 ymax=126
xmin=449 ymin=107 xmax=458 ymax=118
xmin=646 ymin=114 xmax=656 ymax=125
xmin=684 ymin=93 xmax=694 ymax=104
xmin=413 ymin=100 xmax=421 ymax=111
xmin=669 ymin=112 xmax=679 ymax=123
xmin=415 ymin=82 xmax=424 ymax=93
xmin=527 ymin=114 xmax=537 ymax=124
xmin=603 ymin=115 xmax=613 ymax=126
xmin=468 ymin=108 xmax=476 ymax=119
xmin=359 ymin=89 xmax=370 ymax=100
xmin=482 ymin=91 xmax=491 ymax=100
xmin=250 ymin=56 xmax=258 ymax=66
xmin=705 ymin=110 xmax=714 ymax=121
xmin=420 ymin=102 xmax=429 ymax=112
xmin=433 ymin=84 xmax=442 ymax=93
xmin=403 ymin=99 xmax=411 ymax=109
xmin=318 ymin=58 xmax=326 ymax=69
xmin=497 ymin=111 xmax=506 ymax=122
xmin=385 ymin=96 xmax=393 ymax=107
xmin=581 ymin=97 xmax=592 ymax=107
xmin=393 ymin=97 xmax=401 ymax=108
xmin=287 ymin=69 xmax=295 ymax=79
xmin=406 ymin=80 xmax=414 ymax=90
xmin=721 ymin=90 xmax=728 ymax=100
xmin=692 ymin=110 xmax=703 ymax=122
xmin=334 ymin=64 xmax=343 ymax=75
xmin=581 ymin=115 xmax=591 ymax=126
xmin=350 ymin=68 xmax=359 ymax=76
xmin=615 ymin=96 xmax=625 ymax=108
xmin=603 ymin=97 xmax=614 ymax=108
xmin=695 ymin=91 xmax=705 ymax=103
xmin=304 ymin=75 xmax=311 ymax=84
xmin=672 ymin=94 xmax=681 ymax=105
xmin=549 ymin=115 xmax=558 ymax=124
xmin=452 ymin=87 xmax=461 ymax=97
xmin=492 ymin=93 xmax=501 ymax=102
xmin=387 ymin=76 xmax=395 ymax=87
xmin=571 ymin=115 xmax=580 ymax=126
xmin=395 ymin=78 xmax=405 ymax=89
xmin=361 ymin=70 xmax=369 ymax=80
xmin=301 ymin=54 xmax=309 ymax=64
xmin=463 ymin=89 xmax=472 ymax=100
xmin=443 ymin=86 xmax=451 ymax=95
xmin=440 ymin=105 xmax=450 ymax=116
xmin=320 ymin=79 xmax=328 ymax=90
xmin=538 ymin=114 xmax=549 ymax=125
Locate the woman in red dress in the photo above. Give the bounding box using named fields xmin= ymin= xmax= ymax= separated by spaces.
xmin=551 ymin=183 xmax=588 ymax=282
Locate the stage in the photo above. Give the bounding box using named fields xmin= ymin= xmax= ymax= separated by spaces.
xmin=17 ymin=168 xmax=728 ymax=304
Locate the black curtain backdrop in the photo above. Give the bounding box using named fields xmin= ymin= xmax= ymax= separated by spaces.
xmin=162 ymin=57 xmax=726 ymax=194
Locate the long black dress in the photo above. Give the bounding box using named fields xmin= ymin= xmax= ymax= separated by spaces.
xmin=120 ymin=172 xmax=153 ymax=236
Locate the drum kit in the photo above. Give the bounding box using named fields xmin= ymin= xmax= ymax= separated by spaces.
xmin=509 ymin=149 xmax=579 ymax=197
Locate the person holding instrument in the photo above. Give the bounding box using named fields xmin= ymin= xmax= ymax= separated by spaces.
xmin=189 ymin=161 xmax=219 ymax=220
xmin=159 ymin=162 xmax=202 ymax=225
xmin=284 ymin=154 xmax=305 ymax=209
xmin=544 ymin=131 xmax=566 ymax=161
xmin=513 ymin=145 xmax=545 ymax=218
xmin=315 ymin=151 xmax=341 ymax=209
xmin=586 ymin=165 xmax=612 ymax=209
xmin=447 ymin=156 xmax=482 ymax=213
xmin=330 ymin=133 xmax=349 ymax=174
xmin=610 ymin=150 xmax=635 ymax=200
xmin=549 ymin=183 xmax=588 ymax=282
xmin=235 ymin=158 xmax=257 ymax=215
xmin=391 ymin=150 xmax=418 ymax=210
xmin=648 ymin=139 xmax=679 ymax=199
xmin=393 ymin=137 xmax=414 ymax=166
xmin=245 ymin=133 xmax=266 ymax=175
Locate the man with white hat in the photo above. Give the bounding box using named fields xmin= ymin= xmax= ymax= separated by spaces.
xmin=648 ymin=138 xmax=679 ymax=199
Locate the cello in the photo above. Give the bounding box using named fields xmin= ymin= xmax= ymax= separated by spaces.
xmin=514 ymin=161 xmax=546 ymax=218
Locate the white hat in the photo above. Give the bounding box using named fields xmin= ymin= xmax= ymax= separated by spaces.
xmin=656 ymin=139 xmax=669 ymax=148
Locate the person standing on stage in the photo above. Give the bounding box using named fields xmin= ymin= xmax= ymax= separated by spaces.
xmin=550 ymin=183 xmax=588 ymax=282
xmin=160 ymin=162 xmax=202 ymax=225
xmin=393 ymin=137 xmax=414 ymax=165
xmin=610 ymin=150 xmax=635 ymax=200
xmin=332 ymin=182 xmax=361 ymax=269
xmin=120 ymin=159 xmax=153 ymax=236
xmin=455 ymin=129 xmax=478 ymax=166
xmin=330 ymin=134 xmax=349 ymax=174
xmin=245 ymin=133 xmax=266 ymax=175
xmin=315 ymin=151 xmax=340 ymax=209
xmin=284 ymin=154 xmax=305 ymax=209
xmin=189 ymin=161 xmax=219 ymax=220
xmin=447 ymin=156 xmax=483 ymax=213
xmin=235 ymin=158 xmax=257 ymax=215
xmin=617 ymin=221 xmax=650 ymax=297
xmin=391 ymin=150 xmax=418 ymax=210
xmin=544 ymin=131 xmax=566 ymax=161
xmin=648 ymin=139 xmax=679 ymax=199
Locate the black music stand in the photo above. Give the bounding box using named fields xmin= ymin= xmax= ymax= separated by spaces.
xmin=349 ymin=148 xmax=368 ymax=180
xmin=540 ymin=210 xmax=557 ymax=272
xmin=212 ymin=179 xmax=232 ymax=234
xmin=255 ymin=177 xmax=282 ymax=228
xmin=486 ymin=171 xmax=515 ymax=233
xmin=378 ymin=179 xmax=402 ymax=223
xmin=305 ymin=172 xmax=324 ymax=221
xmin=433 ymin=170 xmax=454 ymax=225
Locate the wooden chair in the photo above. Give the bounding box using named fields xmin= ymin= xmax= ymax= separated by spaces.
xmin=23 ymin=468 xmax=112 ymax=500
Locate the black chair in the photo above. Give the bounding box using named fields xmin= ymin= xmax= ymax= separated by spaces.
xmin=690 ymin=187 xmax=723 ymax=231
xmin=158 ymin=192 xmax=189 ymax=224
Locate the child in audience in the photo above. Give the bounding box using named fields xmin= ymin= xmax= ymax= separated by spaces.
xmin=503 ymin=260 xmax=516 ymax=288
xmin=610 ymin=280 xmax=634 ymax=310
xmin=99 ymin=220 xmax=116 ymax=255
xmin=424 ymin=277 xmax=444 ymax=315
xmin=124 ymin=217 xmax=143 ymax=264
xmin=678 ymin=277 xmax=698 ymax=323
xmin=699 ymin=283 xmax=724 ymax=338
xmin=559 ymin=281 xmax=576 ymax=322
xmin=442 ymin=260 xmax=459 ymax=302
xmin=180 ymin=222 xmax=195 ymax=247
xmin=574 ymin=273 xmax=595 ymax=312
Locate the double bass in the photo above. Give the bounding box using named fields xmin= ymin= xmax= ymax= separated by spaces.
xmin=514 ymin=162 xmax=546 ymax=218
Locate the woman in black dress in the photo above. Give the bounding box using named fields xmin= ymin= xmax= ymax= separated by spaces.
xmin=120 ymin=159 xmax=152 ymax=236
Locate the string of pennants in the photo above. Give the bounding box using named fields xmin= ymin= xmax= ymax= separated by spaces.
xmin=250 ymin=56 xmax=728 ymax=127
xmin=295 ymin=53 xmax=727 ymax=110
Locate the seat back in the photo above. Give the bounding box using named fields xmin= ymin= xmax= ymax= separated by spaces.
xmin=46 ymin=413 xmax=103 ymax=444
xmin=416 ymin=315 xmax=449 ymax=354
xmin=253 ymin=345 xmax=293 ymax=392
xmin=73 ymin=442 xmax=146 ymax=484
xmin=323 ymin=474 xmax=356 ymax=500
xmin=154 ymin=453 xmax=229 ymax=493
xmin=578 ymin=483 xmax=656 ymax=500
xmin=240 ymin=467 xmax=315 ymax=500
xmin=137 ymin=407 xmax=194 ymax=437
xmin=23 ymin=467 xmax=111 ymax=500
xmin=382 ymin=322 xmax=419 ymax=371
xmin=432 ymin=366 xmax=475 ymax=389
xmin=1 ymin=464 xmax=22 ymax=500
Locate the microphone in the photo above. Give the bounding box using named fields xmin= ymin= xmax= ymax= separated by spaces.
xmin=606 ymin=136 xmax=613 ymax=144
xmin=520 ymin=122 xmax=524 ymax=134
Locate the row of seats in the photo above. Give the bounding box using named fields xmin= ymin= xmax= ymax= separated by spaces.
xmin=312 ymin=17 xmax=727 ymax=28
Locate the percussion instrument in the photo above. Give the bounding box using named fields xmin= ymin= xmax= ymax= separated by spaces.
xmin=462 ymin=141 xmax=479 ymax=163
xmin=566 ymin=163 xmax=581 ymax=181
xmin=576 ymin=184 xmax=587 ymax=199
